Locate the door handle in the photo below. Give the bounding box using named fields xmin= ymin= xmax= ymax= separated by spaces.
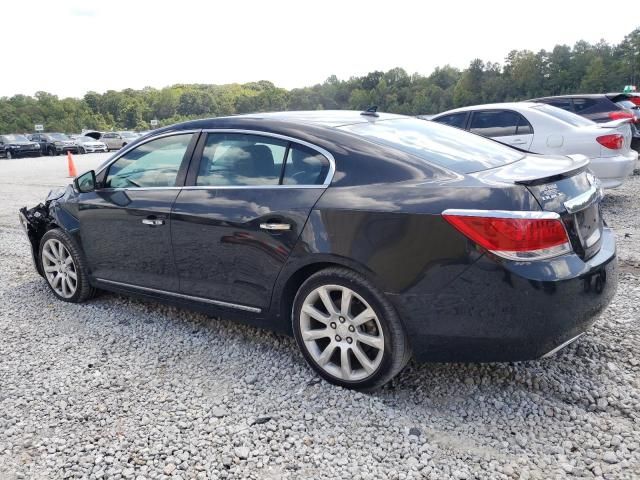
xmin=511 ymin=139 xmax=527 ymax=145
xmin=260 ymin=222 xmax=291 ymax=231
xmin=142 ymin=218 xmax=165 ymax=226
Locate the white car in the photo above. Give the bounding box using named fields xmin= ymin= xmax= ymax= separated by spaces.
xmin=75 ymin=136 xmax=108 ymax=154
xmin=431 ymin=102 xmax=638 ymax=189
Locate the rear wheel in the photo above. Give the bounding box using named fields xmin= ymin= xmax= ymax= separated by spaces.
xmin=39 ymin=229 xmax=94 ymax=303
xmin=6 ymin=151 xmax=12 ymax=159
xmin=292 ymin=267 xmax=411 ymax=390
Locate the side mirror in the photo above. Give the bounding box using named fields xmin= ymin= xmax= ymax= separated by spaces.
xmin=74 ymin=170 xmax=97 ymax=193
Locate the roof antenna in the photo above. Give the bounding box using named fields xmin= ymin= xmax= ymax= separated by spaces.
xmin=361 ymin=105 xmax=379 ymax=117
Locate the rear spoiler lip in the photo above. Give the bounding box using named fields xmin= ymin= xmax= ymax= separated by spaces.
xmin=512 ymin=155 xmax=590 ymax=186
xmin=598 ymin=118 xmax=633 ymax=128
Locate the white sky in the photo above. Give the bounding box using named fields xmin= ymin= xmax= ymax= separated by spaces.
xmin=2 ymin=1 xmax=637 ymax=98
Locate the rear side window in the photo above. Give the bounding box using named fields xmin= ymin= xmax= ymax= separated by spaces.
xmin=282 ymin=143 xmax=330 ymax=185
xmin=469 ymin=110 xmax=520 ymax=137
xmin=339 ymin=118 xmax=524 ymax=174
xmin=196 ymin=133 xmax=287 ymax=186
xmin=433 ymin=113 xmax=467 ymax=129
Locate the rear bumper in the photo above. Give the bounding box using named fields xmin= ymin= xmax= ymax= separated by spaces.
xmin=589 ymin=151 xmax=638 ymax=188
xmin=391 ymin=227 xmax=618 ymax=362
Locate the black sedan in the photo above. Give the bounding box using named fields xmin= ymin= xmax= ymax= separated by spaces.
xmin=0 ymin=134 xmax=42 ymax=158
xmin=19 ymin=110 xmax=617 ymax=390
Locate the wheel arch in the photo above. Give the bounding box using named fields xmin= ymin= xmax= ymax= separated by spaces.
xmin=270 ymin=255 xmax=380 ymax=334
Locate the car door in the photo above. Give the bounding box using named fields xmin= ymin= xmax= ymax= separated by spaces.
xmin=468 ymin=109 xmax=534 ymax=150
xmin=77 ymin=131 xmax=199 ymax=291
xmin=102 ymin=133 xmax=115 ymax=149
xmin=170 ymin=131 xmax=332 ymax=312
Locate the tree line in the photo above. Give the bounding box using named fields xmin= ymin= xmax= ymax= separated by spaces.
xmin=0 ymin=28 xmax=638 ymax=134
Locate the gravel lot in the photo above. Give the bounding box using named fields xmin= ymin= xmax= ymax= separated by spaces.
xmin=0 ymin=155 xmax=639 ymax=479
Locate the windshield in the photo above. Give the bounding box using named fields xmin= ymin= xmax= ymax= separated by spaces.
xmin=338 ymin=118 xmax=524 ymax=174
xmin=49 ymin=133 xmax=70 ymax=141
xmin=3 ymin=134 xmax=30 ymax=142
xmin=532 ymin=104 xmax=594 ymax=127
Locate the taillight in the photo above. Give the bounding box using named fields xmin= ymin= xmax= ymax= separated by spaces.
xmin=596 ymin=134 xmax=624 ymax=150
xmin=608 ymin=111 xmax=634 ymax=121
xmin=629 ymin=97 xmax=640 ymax=107
xmin=442 ymin=210 xmax=571 ymax=260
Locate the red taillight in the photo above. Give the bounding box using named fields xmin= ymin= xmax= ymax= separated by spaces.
xmin=596 ymin=134 xmax=624 ymax=150
xmin=608 ymin=111 xmax=634 ymax=121
xmin=442 ymin=210 xmax=571 ymax=260
xmin=629 ymin=97 xmax=640 ymax=107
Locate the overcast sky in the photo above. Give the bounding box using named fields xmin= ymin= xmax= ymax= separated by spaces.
xmin=2 ymin=1 xmax=637 ymax=98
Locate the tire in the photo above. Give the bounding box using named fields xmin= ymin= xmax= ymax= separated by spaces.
xmin=47 ymin=146 xmax=56 ymax=156
xmin=39 ymin=228 xmax=95 ymax=303
xmin=292 ymin=267 xmax=411 ymax=390
xmin=78 ymin=147 xmax=84 ymax=154
xmin=6 ymin=150 xmax=12 ymax=159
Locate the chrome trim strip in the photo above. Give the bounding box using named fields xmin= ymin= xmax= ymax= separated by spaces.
xmin=95 ymin=129 xmax=201 ymax=176
xmin=563 ymin=185 xmax=600 ymax=214
xmin=441 ymin=209 xmax=561 ymax=220
xmin=94 ymin=278 xmax=261 ymax=313
xmin=200 ymin=128 xmax=336 ymax=187
xmin=95 ymin=128 xmax=336 ymax=190
xmin=541 ymin=333 xmax=584 ymax=359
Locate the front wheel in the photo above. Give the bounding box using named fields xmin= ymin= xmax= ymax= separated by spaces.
xmin=39 ymin=229 xmax=95 ymax=303
xmin=47 ymin=147 xmax=56 ymax=156
xmin=292 ymin=267 xmax=411 ymax=390
xmin=6 ymin=150 xmax=12 ymax=159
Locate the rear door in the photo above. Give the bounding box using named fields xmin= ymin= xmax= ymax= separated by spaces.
xmin=468 ymin=110 xmax=534 ymax=150
xmin=170 ymin=131 xmax=333 ymax=311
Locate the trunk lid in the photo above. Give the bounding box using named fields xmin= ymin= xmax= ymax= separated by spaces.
xmin=471 ymin=153 xmax=604 ymax=259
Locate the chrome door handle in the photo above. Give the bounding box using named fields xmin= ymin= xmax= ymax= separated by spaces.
xmin=142 ymin=218 xmax=165 ymax=226
xmin=260 ymin=222 xmax=291 ymax=231
xmin=511 ymin=139 xmax=527 ymax=145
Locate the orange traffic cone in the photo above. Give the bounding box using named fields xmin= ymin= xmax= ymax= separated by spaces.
xmin=67 ymin=151 xmax=78 ymax=178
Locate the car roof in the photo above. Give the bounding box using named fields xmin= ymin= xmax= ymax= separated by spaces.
xmin=433 ymin=102 xmax=543 ymax=117
xmin=533 ymin=94 xmax=628 ymax=100
xmin=162 ymin=110 xmax=408 ymax=132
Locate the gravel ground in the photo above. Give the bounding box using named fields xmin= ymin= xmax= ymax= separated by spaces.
xmin=0 ymin=155 xmax=639 ymax=479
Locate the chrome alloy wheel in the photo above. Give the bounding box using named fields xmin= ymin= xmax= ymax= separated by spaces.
xmin=42 ymin=238 xmax=78 ymax=298
xmin=299 ymin=284 xmax=384 ymax=381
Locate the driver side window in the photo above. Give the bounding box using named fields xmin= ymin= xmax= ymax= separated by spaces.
xmin=105 ymin=134 xmax=192 ymax=188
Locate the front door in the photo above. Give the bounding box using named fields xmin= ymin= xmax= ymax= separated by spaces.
xmin=77 ymin=132 xmax=198 ymax=290
xmin=171 ymin=132 xmax=332 ymax=311
xmin=469 ymin=109 xmax=534 ymax=150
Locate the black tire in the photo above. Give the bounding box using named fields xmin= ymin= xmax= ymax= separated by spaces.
xmin=6 ymin=150 xmax=12 ymax=159
xmin=292 ymin=267 xmax=411 ymax=391
xmin=48 ymin=146 xmax=56 ymax=156
xmin=78 ymin=147 xmax=85 ymax=154
xmin=39 ymin=228 xmax=95 ymax=303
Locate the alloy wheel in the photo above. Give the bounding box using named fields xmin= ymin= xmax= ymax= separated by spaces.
xmin=6 ymin=151 xmax=12 ymax=159
xmin=299 ymin=284 xmax=384 ymax=381
xmin=42 ymin=238 xmax=78 ymax=298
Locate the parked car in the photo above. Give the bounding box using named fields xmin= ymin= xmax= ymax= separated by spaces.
xmin=101 ymin=131 xmax=139 ymax=151
xmin=19 ymin=111 xmax=617 ymax=390
xmin=30 ymin=133 xmax=78 ymax=156
xmin=431 ymin=102 xmax=637 ymax=188
xmin=0 ymin=134 xmax=41 ymax=159
xmin=529 ymin=93 xmax=640 ymax=153
xmin=75 ymin=136 xmax=108 ymax=154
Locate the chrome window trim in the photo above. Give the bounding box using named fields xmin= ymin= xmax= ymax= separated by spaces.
xmin=94 ymin=278 xmax=261 ymax=313
xmin=441 ymin=209 xmax=561 ymax=220
xmin=94 ymin=128 xmax=336 ymax=190
xmin=95 ymin=129 xmax=201 ymax=177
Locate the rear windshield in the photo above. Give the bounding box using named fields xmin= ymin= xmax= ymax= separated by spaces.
xmin=532 ymin=104 xmax=594 ymax=127
xmin=338 ymin=118 xmax=524 ymax=174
